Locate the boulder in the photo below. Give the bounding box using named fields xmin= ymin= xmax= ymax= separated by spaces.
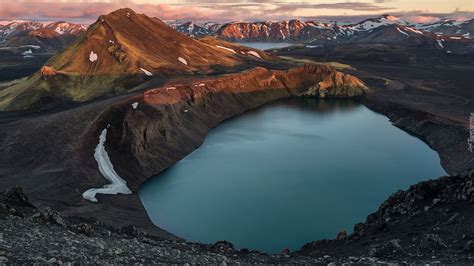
xmin=40 ymin=66 xmax=58 ymax=79
xmin=32 ymin=207 xmax=66 ymax=227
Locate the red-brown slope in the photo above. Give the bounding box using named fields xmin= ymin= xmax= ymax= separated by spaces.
xmin=48 ymin=8 xmax=262 ymax=75
xmin=0 ymin=8 xmax=274 ymax=111
xmin=144 ymin=64 xmax=368 ymax=106
xmin=216 ymin=20 xmax=307 ymax=41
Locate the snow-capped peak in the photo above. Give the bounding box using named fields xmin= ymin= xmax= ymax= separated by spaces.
xmin=44 ymin=21 xmax=87 ymax=35
xmin=0 ymin=20 xmax=86 ymax=41
xmin=350 ymin=15 xmax=409 ymax=31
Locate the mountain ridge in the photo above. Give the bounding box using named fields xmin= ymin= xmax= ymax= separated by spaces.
xmin=2 ymin=15 xmax=472 ymax=51
xmin=0 ymin=21 xmax=86 ymax=50
xmin=170 ymin=15 xmax=474 ymax=42
xmin=0 ymin=8 xmax=276 ymax=111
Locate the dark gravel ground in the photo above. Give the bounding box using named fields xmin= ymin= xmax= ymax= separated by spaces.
xmin=2 ymin=171 xmax=474 ymax=264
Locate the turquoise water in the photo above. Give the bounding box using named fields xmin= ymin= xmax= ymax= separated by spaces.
xmin=236 ymin=42 xmax=293 ymax=50
xmin=139 ymin=99 xmax=446 ymax=253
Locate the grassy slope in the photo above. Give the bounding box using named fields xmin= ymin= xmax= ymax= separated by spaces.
xmin=0 ymin=9 xmax=271 ymax=111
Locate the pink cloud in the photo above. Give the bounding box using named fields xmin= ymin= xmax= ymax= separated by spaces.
xmin=0 ymin=1 xmax=472 ymax=23
xmin=0 ymin=1 xmax=233 ymax=22
xmin=0 ymin=0 xmax=396 ymax=22
xmin=401 ymin=15 xmax=440 ymax=24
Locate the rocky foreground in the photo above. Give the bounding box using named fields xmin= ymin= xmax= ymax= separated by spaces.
xmin=2 ymin=171 xmax=474 ymax=263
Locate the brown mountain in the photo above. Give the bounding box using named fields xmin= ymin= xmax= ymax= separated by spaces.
xmin=217 ymin=20 xmax=307 ymax=41
xmin=0 ymin=8 xmax=272 ymax=111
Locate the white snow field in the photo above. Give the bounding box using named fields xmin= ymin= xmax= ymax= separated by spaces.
xmin=82 ymin=128 xmax=132 ymax=202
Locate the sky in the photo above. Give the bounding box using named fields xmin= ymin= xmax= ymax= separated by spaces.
xmin=0 ymin=0 xmax=473 ymax=24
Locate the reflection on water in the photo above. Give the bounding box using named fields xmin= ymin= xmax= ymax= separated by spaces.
xmin=140 ymin=98 xmax=446 ymax=253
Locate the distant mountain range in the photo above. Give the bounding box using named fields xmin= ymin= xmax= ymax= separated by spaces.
xmin=0 ymin=21 xmax=86 ymax=50
xmin=0 ymin=14 xmax=473 ymax=52
xmin=170 ymin=15 xmax=473 ymax=43
xmin=418 ymin=18 xmax=474 ymax=36
xmin=169 ymin=21 xmax=222 ymax=38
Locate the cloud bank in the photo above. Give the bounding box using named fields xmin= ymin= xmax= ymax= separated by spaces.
xmin=0 ymin=0 xmax=472 ymax=24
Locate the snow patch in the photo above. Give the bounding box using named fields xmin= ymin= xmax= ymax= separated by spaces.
xmin=184 ymin=109 xmax=189 ymax=113
xmin=247 ymin=51 xmax=261 ymax=59
xmin=54 ymin=27 xmax=64 ymax=35
xmin=178 ymin=57 xmax=188 ymax=65
xmin=82 ymin=128 xmax=132 ymax=202
xmin=405 ymin=27 xmax=423 ymax=35
xmin=449 ymin=36 xmax=462 ymax=40
xmin=216 ymin=45 xmax=236 ymax=53
xmin=353 ymin=17 xmax=398 ymax=31
xmin=306 ymin=45 xmax=321 ymax=48
xmin=89 ymin=51 xmax=98 ymax=63
xmin=140 ymin=67 xmax=152 ymax=76
xmin=166 ymin=86 xmax=176 ymax=91
xmin=396 ymin=27 xmax=409 ymax=37
xmin=131 ymin=102 xmax=139 ymax=109
xmin=23 ymin=49 xmax=33 ymax=58
xmin=22 ymin=45 xmax=41 ymax=49
xmin=436 ymin=40 xmax=444 ymax=48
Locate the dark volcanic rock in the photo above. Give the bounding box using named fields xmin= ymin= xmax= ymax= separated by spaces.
xmin=336 ymin=230 xmax=347 ymax=240
xmin=209 ymin=241 xmax=235 ymax=253
xmin=70 ymin=222 xmax=93 ymax=236
xmin=32 ymin=207 xmax=67 ymax=227
xmin=1 ymin=187 xmax=33 ymax=208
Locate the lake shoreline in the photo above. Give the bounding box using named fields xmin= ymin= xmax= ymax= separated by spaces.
xmin=139 ymin=98 xmax=445 ymax=253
